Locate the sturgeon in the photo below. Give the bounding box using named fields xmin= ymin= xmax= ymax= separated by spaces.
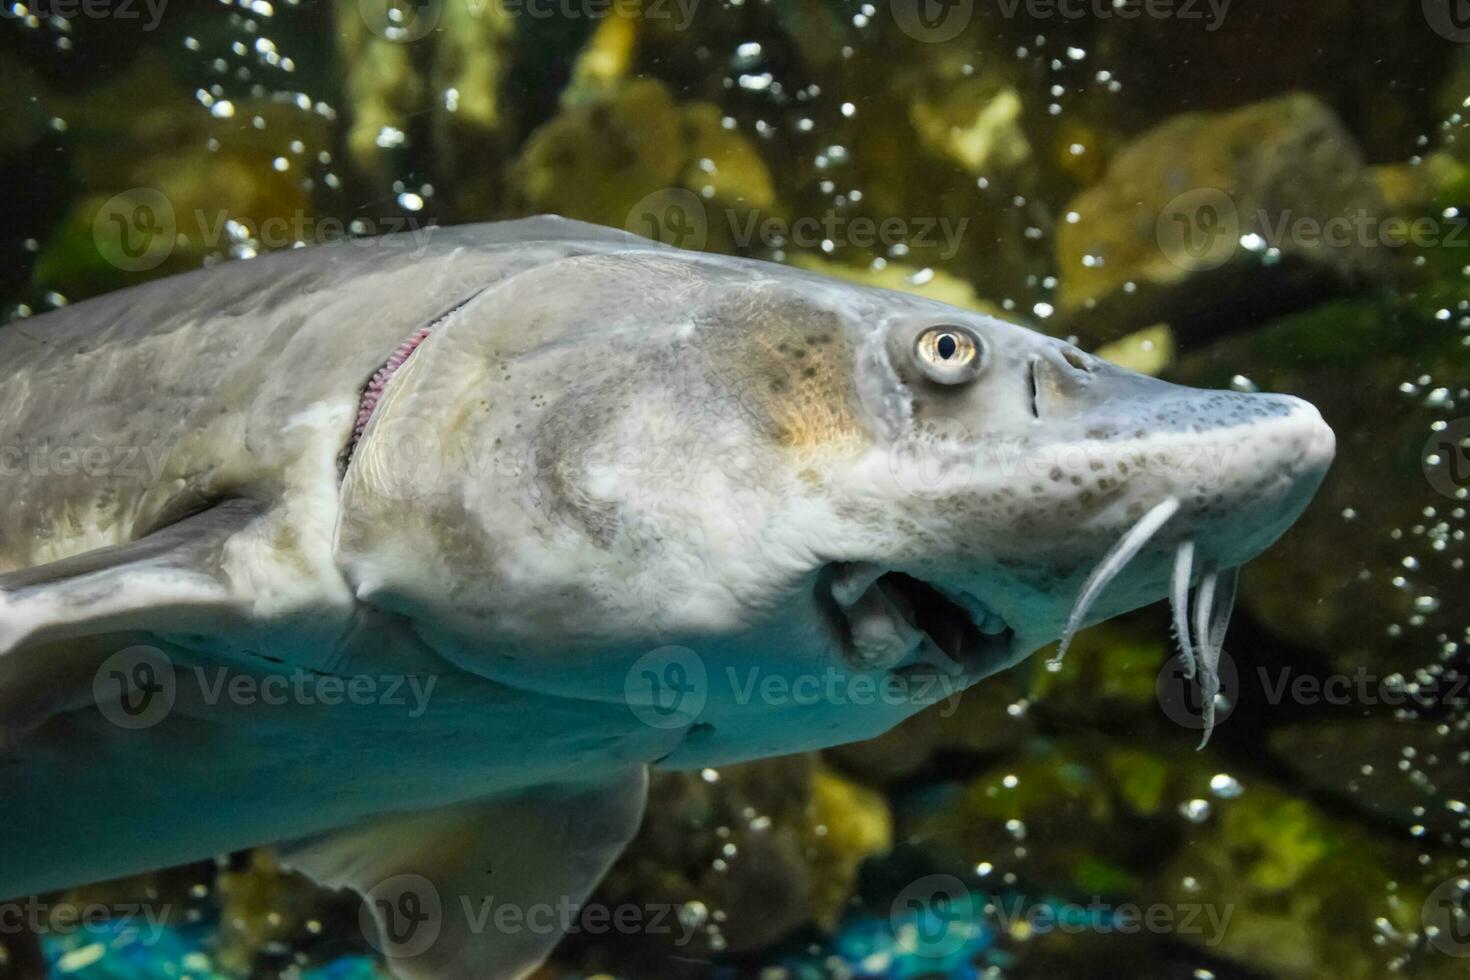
xmin=0 ymin=216 xmax=1334 ymax=977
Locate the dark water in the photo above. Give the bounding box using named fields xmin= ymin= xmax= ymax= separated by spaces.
xmin=1 ymin=1 xmax=1469 ymax=978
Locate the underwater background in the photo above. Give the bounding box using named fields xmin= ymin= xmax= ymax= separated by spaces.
xmin=2 ymin=0 xmax=1469 ymax=977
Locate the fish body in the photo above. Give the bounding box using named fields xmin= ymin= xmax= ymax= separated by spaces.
xmin=0 ymin=217 xmax=1333 ymax=978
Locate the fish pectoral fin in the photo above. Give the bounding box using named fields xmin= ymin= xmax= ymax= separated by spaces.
xmin=279 ymin=769 xmax=650 ymax=980
xmin=0 ymin=499 xmax=266 ymax=655
xmin=0 ymin=500 xmax=266 ymax=733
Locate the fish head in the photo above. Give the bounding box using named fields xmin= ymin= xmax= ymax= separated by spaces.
xmin=832 ymin=302 xmax=1337 ymax=672
xmin=335 ymin=244 xmax=1333 ymax=762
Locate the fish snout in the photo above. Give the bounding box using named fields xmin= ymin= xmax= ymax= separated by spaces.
xmin=1163 ymin=389 xmax=1335 ymax=569
xmin=1022 ymin=358 xmax=1335 ymax=568
xmin=1275 ymin=393 xmax=1337 ymax=473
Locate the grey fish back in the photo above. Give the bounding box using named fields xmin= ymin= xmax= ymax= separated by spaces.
xmin=0 ymin=218 xmax=658 ymax=572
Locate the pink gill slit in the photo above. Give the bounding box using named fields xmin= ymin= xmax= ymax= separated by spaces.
xmin=352 ymin=325 xmax=434 ymax=445
xmin=343 ymin=290 xmax=485 ymax=471
xmin=340 ymin=324 xmax=435 ymax=472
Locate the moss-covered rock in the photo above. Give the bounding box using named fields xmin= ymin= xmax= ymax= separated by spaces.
xmin=1057 ymin=93 xmax=1391 ymax=346
xmin=511 ymin=79 xmax=774 ymax=250
xmin=32 ymin=56 xmax=331 ymax=299
xmin=579 ymin=755 xmax=890 ymax=965
xmin=1154 ymin=781 xmax=1464 ymax=979
xmin=1269 ymin=718 xmax=1470 ymax=843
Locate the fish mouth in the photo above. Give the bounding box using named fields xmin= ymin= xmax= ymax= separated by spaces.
xmin=817 ymin=563 xmax=1014 ymax=679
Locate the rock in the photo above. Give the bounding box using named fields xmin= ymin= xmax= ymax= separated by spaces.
xmin=575 ymin=755 xmax=890 ymax=966
xmin=560 ymin=13 xmax=639 ymax=108
xmin=32 ymin=67 xmax=331 ymax=298
xmin=901 ymin=735 xmax=1463 ymax=978
xmin=679 ymin=103 xmax=777 ymax=213
xmin=1042 ymin=2 xmax=1455 ymax=163
xmin=1154 ymin=780 xmax=1465 ymax=979
xmin=0 ymin=60 xmax=46 ymax=159
xmin=428 ymin=0 xmax=516 ymax=214
xmin=904 ymin=737 xmax=1191 ymax=896
xmin=214 ymin=850 xmax=367 ymax=976
xmin=1094 ymin=324 xmax=1175 ymax=376
xmin=909 ymin=76 xmax=1031 ymax=178
xmin=335 ymin=0 xmax=515 ymax=209
xmin=1270 ymin=719 xmax=1470 ymax=844
xmin=806 ymin=765 xmax=893 ymax=928
xmin=789 ymin=254 xmax=1001 ymax=314
xmin=1026 ymin=616 xmax=1175 ymax=734
xmin=514 ymin=79 xmax=685 ymax=231
xmin=1056 ymin=93 xmax=1391 ymax=346
xmin=512 ymin=79 xmax=775 ymax=250
xmin=826 ymin=669 xmax=1035 ymax=785
xmin=0 ymin=928 xmax=43 ymax=980
xmin=336 ymin=2 xmax=425 ymax=182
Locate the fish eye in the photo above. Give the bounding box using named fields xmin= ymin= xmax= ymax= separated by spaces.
xmin=914 ymin=326 xmax=984 ymax=385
